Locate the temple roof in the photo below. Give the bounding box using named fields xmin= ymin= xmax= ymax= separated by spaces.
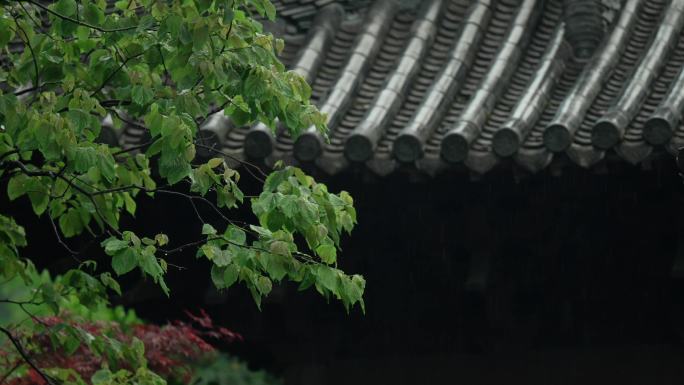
xmin=122 ymin=0 xmax=684 ymax=176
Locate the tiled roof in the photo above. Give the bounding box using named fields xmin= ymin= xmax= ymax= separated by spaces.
xmin=123 ymin=0 xmax=684 ymax=175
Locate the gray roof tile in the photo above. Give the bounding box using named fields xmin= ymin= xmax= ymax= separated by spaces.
xmin=118 ymin=0 xmax=684 ymax=175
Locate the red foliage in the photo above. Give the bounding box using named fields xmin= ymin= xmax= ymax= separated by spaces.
xmin=2 ymin=310 xmax=241 ymax=385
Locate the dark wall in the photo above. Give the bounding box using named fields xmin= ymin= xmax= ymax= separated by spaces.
xmin=7 ymin=155 xmax=684 ymax=384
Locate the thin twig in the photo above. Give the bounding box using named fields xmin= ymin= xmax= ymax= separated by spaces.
xmin=112 ymin=139 xmax=155 ymax=156
xmin=0 ymin=326 xmax=59 ymax=385
xmin=0 ymin=360 xmax=22 ymax=384
xmin=24 ymin=0 xmax=139 ymax=33
xmin=0 ymin=299 xmax=42 ymax=306
xmin=187 ymin=194 xmax=206 ymax=224
xmin=194 ymin=143 xmax=268 ymax=181
xmin=195 ymin=100 xmax=232 ymax=128
xmin=17 ymin=1 xmax=53 ymax=40
xmin=13 ymin=81 xmax=60 ymax=97
xmin=162 ymin=234 xmax=316 ymax=264
xmin=0 ymin=150 xmax=19 ymax=162
xmin=90 ymin=52 xmax=145 ymax=97
xmin=156 ymin=44 xmax=169 ymax=77
xmin=1 ymin=160 xmax=121 ymax=236
xmin=10 ymin=15 xmax=39 ymax=102
xmin=100 ymin=100 xmax=132 ymax=107
xmin=47 ymin=212 xmax=82 ymax=263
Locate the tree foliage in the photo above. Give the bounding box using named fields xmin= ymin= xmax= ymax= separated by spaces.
xmin=2 ymin=308 xmax=239 ymax=385
xmin=0 ymin=0 xmax=364 ymax=383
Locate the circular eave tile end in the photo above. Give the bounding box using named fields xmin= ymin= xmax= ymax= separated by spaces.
xmin=543 ymin=124 xmax=571 ymax=153
xmin=492 ymin=128 xmax=520 ymax=157
xmin=393 ymin=134 xmax=423 ymax=163
xmin=440 ymin=132 xmax=469 ymax=164
xmin=592 ymin=121 xmax=620 ymax=150
xmin=244 ymin=129 xmax=274 ymax=159
xmin=643 ymin=118 xmax=673 ymax=146
xmin=294 ymin=133 xmax=323 ymax=162
xmin=345 ymin=134 xmax=374 ymax=163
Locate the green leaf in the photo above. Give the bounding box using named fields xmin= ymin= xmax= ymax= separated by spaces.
xmin=222 ymin=264 xmax=239 ymax=288
xmin=146 ymin=138 xmax=164 ymax=156
xmin=202 ymin=223 xmax=217 ymax=235
xmin=29 ymin=191 xmax=49 ymax=216
xmin=211 ymin=265 xmax=226 ymax=289
xmin=201 ymin=244 xmax=219 ymax=260
xmin=59 ymin=208 xmax=84 ymax=238
xmin=7 ymin=175 xmax=28 ymax=201
xmin=192 ymin=23 xmax=210 ymax=49
xmin=100 ymin=272 xmax=122 ymax=295
xmin=0 ymin=214 xmax=27 ymax=247
xmin=83 ymin=2 xmax=105 ymax=25
xmin=131 ymin=85 xmax=153 ymax=106
xmin=125 ymin=231 xmax=141 ymax=248
xmin=0 ymin=19 xmax=13 ymax=48
xmin=123 ymin=193 xmax=136 ymax=215
xmin=55 ymin=0 xmax=77 ymax=17
xmin=269 ymin=240 xmax=289 ymax=256
xmin=316 ymin=265 xmax=339 ymax=293
xmin=102 ymin=238 xmax=129 ymax=254
xmin=154 ymin=233 xmax=169 ymax=246
xmin=179 ymin=24 xmax=193 ymax=45
xmin=223 ymin=8 xmax=234 ymax=25
xmin=316 ymin=244 xmax=336 ymax=264
xmin=111 ymin=248 xmax=137 ymax=275
xmin=196 ymin=0 xmax=213 ymax=13
xmin=159 ymin=153 xmax=191 ymax=184
xmin=7 ymin=174 xmax=51 ymax=216
xmin=214 ymin=248 xmax=232 ymax=266
xmin=263 ymin=252 xmax=288 ymax=281
xmin=139 ymin=248 xmax=163 ymax=278
xmin=256 ymin=276 xmax=272 ymax=295
xmin=164 ymin=14 xmax=183 ymax=39
xmin=249 ymin=225 xmax=272 ymax=238
xmin=207 ymin=157 xmax=223 ymax=169
xmin=224 ymin=225 xmax=246 ymax=245
xmin=263 ymin=0 xmax=276 ymax=20
xmin=92 ymin=370 xmax=112 ymax=385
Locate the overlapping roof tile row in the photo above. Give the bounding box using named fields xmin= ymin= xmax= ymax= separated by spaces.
xmin=121 ymin=0 xmax=684 ymax=175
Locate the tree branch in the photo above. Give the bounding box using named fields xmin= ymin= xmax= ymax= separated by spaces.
xmin=100 ymin=100 xmax=132 ymax=108
xmin=47 ymin=212 xmax=82 ymax=263
xmin=10 ymin=14 xmax=39 ymax=102
xmin=159 ymin=234 xmax=315 ymax=264
xmin=0 ymin=299 xmax=43 ymax=306
xmin=1 ymin=160 xmax=122 ymax=236
xmin=194 ymin=143 xmax=268 ymax=182
xmin=0 ymin=360 xmax=22 ymax=384
xmin=107 ymin=108 xmax=146 ymax=131
xmin=0 ymin=326 xmax=59 ymax=385
xmin=90 ymin=50 xmax=145 ymax=97
xmin=112 ymin=139 xmax=154 ymax=156
xmin=23 ymin=0 xmax=139 ymax=33
xmin=13 ymin=81 xmax=61 ymax=97
xmin=0 ymin=150 xmax=19 ymax=162
xmin=156 ymin=44 xmax=170 ymax=82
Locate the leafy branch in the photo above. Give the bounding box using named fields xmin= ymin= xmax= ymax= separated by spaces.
xmin=9 ymin=13 xmax=38 ymax=98
xmin=0 ymin=326 xmax=59 ymax=385
xmin=0 ymin=0 xmax=364 ymax=380
xmin=91 ymin=51 xmax=146 ymax=97
xmin=20 ymin=0 xmax=140 ymax=33
xmin=0 ymin=159 xmax=122 ymax=236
